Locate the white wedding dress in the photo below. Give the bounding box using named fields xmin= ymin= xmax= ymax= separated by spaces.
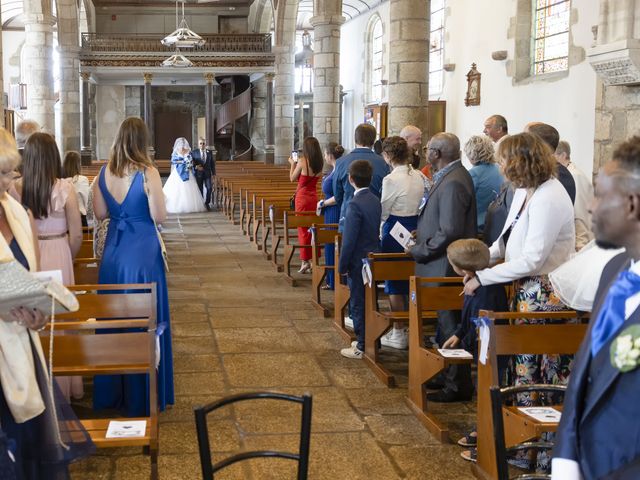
xmin=163 ymin=165 xmax=207 ymax=214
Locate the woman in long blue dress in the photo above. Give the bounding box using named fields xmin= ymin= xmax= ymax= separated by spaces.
xmin=318 ymin=142 xmax=343 ymax=289
xmin=91 ymin=117 xmax=174 ymax=417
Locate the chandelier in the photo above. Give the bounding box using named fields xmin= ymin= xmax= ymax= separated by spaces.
xmin=161 ymin=1 xmax=205 ymax=48
xmin=162 ymin=49 xmax=194 ymax=68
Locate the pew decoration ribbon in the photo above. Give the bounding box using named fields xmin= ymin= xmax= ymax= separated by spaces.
xmin=610 ymin=324 xmax=640 ymax=373
xmin=475 ymin=315 xmax=491 ymax=365
xmin=309 ymin=226 xmax=316 ymax=248
xmin=269 ymin=205 xmax=274 ymax=223
xmin=362 ymin=258 xmax=372 ymax=286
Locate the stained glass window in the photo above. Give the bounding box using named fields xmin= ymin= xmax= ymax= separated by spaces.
xmin=370 ymin=18 xmax=384 ymax=103
xmin=532 ymin=0 xmax=570 ymax=75
xmin=429 ymin=0 xmax=445 ymax=96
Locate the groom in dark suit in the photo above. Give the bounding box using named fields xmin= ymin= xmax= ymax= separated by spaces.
xmin=408 ymin=132 xmax=477 ymax=402
xmin=192 ymin=137 xmax=215 ymax=210
xmin=553 ymin=136 xmax=640 ymax=480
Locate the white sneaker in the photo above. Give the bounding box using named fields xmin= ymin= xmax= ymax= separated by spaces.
xmin=344 ymin=316 xmax=354 ymax=330
xmin=351 ymin=340 xmax=358 ymax=348
xmin=381 ymin=328 xmax=408 ymax=350
xmin=340 ymin=344 xmax=363 ymax=359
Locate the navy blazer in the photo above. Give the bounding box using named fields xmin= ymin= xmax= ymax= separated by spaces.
xmin=332 ymin=147 xmax=389 ymax=230
xmin=338 ymin=188 xmax=381 ymax=274
xmin=556 ymin=162 xmax=576 ymax=205
xmin=554 ymin=252 xmax=640 ymax=480
xmin=192 ymin=148 xmax=215 ymax=177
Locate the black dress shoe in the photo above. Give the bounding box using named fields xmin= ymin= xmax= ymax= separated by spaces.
xmin=426 ymin=390 xmax=472 ymax=403
xmin=205 ymin=204 xmax=211 ymax=211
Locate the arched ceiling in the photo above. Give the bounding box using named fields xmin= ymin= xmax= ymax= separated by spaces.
xmin=296 ymin=0 xmax=383 ymax=29
xmin=2 ymin=0 xmax=25 ymax=29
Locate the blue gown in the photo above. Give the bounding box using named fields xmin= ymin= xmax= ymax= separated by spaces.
xmin=94 ymin=168 xmax=174 ymax=417
xmin=322 ymin=170 xmax=340 ymax=289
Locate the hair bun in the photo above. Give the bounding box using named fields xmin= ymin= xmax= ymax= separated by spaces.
xmin=336 ymin=145 xmax=345 ymax=155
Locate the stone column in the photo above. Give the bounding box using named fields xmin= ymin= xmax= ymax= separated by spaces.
xmin=204 ymin=73 xmax=217 ymax=162
xmin=265 ymin=72 xmax=275 ymax=164
xmin=143 ymin=73 xmax=155 ymax=158
xmin=57 ymin=46 xmax=81 ymax=153
xmin=80 ymin=72 xmax=92 ymax=165
xmin=387 ymin=0 xmax=430 ymax=137
xmin=310 ymin=10 xmax=345 ymax=149
xmin=298 ymin=97 xmax=305 ymax=149
xmin=22 ymin=11 xmax=55 ymax=133
xmin=273 ymin=44 xmax=295 ymax=165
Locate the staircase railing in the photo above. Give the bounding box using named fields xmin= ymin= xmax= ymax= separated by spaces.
xmin=216 ymin=87 xmax=252 ymax=130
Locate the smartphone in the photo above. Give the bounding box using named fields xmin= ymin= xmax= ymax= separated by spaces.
xmin=292 ymin=150 xmax=298 ymax=162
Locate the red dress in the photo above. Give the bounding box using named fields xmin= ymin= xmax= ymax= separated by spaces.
xmin=295 ymin=174 xmax=320 ymax=261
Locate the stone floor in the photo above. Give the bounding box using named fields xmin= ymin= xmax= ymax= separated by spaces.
xmin=70 ymin=211 xmax=476 ymax=479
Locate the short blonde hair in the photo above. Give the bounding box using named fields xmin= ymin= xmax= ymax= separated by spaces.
xmin=0 ymin=128 xmax=21 ymax=172
xmin=464 ymin=135 xmax=495 ymax=165
xmin=447 ymin=238 xmax=490 ymax=272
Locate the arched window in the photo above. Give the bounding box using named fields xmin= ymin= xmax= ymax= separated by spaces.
xmin=532 ymin=0 xmax=571 ymax=75
xmin=368 ymin=15 xmax=383 ymax=104
xmin=429 ymin=0 xmax=445 ymax=96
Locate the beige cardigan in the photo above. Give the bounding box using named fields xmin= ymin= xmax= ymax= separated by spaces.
xmin=0 ymin=192 xmax=49 ymax=423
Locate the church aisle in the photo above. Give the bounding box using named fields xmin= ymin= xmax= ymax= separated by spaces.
xmin=71 ymin=211 xmax=475 ymax=479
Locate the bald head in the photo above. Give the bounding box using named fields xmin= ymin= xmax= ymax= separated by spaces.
xmin=525 ymin=122 xmax=559 ymax=151
xmin=15 ymin=120 xmax=40 ymax=149
xmin=400 ymin=125 xmax=422 ymax=152
xmin=429 ymin=133 xmax=460 ymax=162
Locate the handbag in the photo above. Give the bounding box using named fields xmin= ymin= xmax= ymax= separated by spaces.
xmin=0 ymin=260 xmax=79 ymax=319
xmin=142 ymin=169 xmax=169 ymax=272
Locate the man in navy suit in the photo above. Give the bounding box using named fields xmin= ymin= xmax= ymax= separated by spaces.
xmin=192 ymin=137 xmax=215 ymax=210
xmin=319 ymin=123 xmax=389 ymax=232
xmin=338 ymin=160 xmax=382 ymax=359
xmin=553 ymin=136 xmax=640 ymax=480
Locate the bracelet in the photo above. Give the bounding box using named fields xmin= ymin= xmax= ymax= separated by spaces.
xmin=319 ymin=200 xmax=325 ymax=207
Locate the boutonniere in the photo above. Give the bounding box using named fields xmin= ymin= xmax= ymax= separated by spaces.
xmin=610 ymin=325 xmax=640 ymax=372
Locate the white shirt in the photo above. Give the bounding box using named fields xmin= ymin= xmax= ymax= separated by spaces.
xmin=567 ymin=162 xmax=594 ymax=251
xmin=71 ymin=174 xmax=90 ymax=216
xmin=552 ymin=258 xmax=640 ymax=480
xmin=380 ymin=165 xmax=425 ymax=222
xmin=477 ymin=178 xmax=575 ymax=285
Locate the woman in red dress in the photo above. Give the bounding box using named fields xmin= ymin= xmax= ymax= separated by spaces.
xmin=288 ymin=136 xmax=324 ymax=273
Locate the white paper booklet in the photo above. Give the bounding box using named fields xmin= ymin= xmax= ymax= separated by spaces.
xmin=389 ymin=221 xmax=416 ymax=249
xmin=517 ymin=407 xmax=562 ymax=423
xmin=437 ymin=348 xmax=473 ymax=359
xmin=105 ymin=420 xmax=147 ymax=438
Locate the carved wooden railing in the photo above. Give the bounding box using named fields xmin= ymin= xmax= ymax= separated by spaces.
xmin=81 ymin=33 xmax=272 ymax=53
xmin=216 ymin=87 xmax=252 ymax=129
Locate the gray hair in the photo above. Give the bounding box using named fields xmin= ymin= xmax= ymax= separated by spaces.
xmin=464 ymin=135 xmax=496 ymax=165
xmin=15 ymin=119 xmax=40 ymax=149
xmin=556 ymin=140 xmax=571 ymax=158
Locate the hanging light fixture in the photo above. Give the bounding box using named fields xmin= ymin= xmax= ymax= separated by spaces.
xmin=162 ymin=49 xmax=194 ymax=68
xmin=161 ymin=0 xmax=205 ymax=48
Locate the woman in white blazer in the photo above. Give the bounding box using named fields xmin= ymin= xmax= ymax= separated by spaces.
xmin=463 ymin=132 xmax=575 ymax=469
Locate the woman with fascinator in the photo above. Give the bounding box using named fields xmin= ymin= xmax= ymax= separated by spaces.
xmin=162 ymin=137 xmax=207 ymax=214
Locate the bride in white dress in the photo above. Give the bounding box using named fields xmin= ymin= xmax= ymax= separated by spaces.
xmin=163 ymin=137 xmax=207 ymax=214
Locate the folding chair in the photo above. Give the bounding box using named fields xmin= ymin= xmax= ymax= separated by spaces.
xmin=194 ymin=391 xmax=313 ymax=479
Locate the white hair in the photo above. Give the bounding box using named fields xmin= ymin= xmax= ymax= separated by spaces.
xmin=464 ymin=135 xmax=496 ymax=165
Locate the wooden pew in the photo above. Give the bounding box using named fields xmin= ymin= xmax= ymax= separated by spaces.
xmin=310 ymin=224 xmax=339 ymax=317
xmin=362 ymin=253 xmax=416 ymax=387
xmin=472 ymin=310 xmax=588 ymax=480
xmin=43 ymin=283 xmax=159 ymax=480
xmin=268 ymin=202 xmax=293 ymax=270
xmin=73 ymin=257 xmax=100 ymax=284
xmin=333 ymin=235 xmax=354 ymax=343
xmin=78 ymin=239 xmax=94 ymax=258
xmin=281 ymin=210 xmax=323 ymax=285
xmin=406 ymin=275 xmax=470 ymax=443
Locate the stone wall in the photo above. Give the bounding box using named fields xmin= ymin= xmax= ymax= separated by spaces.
xmin=151 ymin=86 xmax=213 ymax=144
xmin=593 ymin=81 xmax=640 ymax=173
xmin=96 ymin=85 xmax=125 ymax=159
xmin=125 ymin=86 xmax=142 ymax=118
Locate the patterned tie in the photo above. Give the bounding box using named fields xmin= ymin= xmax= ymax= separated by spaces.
xmin=591 ymin=269 xmax=640 ymax=356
